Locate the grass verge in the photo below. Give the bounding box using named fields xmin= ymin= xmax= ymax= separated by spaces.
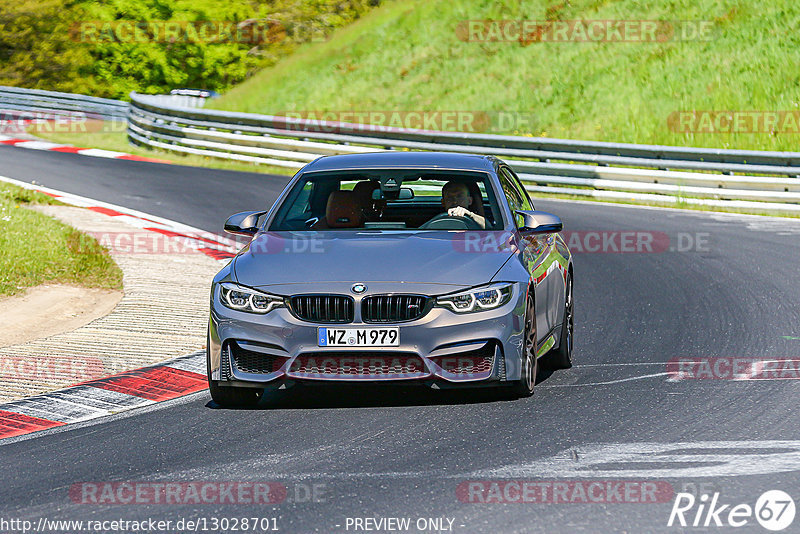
xmin=0 ymin=182 xmax=123 ymax=297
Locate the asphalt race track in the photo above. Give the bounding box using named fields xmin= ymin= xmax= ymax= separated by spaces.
xmin=2 ymin=145 xmax=800 ymax=533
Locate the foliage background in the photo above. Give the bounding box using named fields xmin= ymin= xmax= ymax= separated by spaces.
xmin=0 ymin=0 xmax=380 ymax=99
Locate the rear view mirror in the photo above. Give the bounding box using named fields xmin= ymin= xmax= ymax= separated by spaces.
xmin=515 ymin=210 xmax=563 ymax=234
xmin=224 ymin=210 xmax=267 ymax=235
xmin=398 ymin=187 xmax=415 ymax=200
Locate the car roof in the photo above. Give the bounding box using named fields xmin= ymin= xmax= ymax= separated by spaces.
xmin=300 ymin=151 xmax=498 ymax=173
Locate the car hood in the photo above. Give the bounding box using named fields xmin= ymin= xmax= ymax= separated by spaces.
xmin=232 ymin=230 xmax=514 ymax=289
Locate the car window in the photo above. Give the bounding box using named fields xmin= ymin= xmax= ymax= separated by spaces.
xmin=506 ymin=167 xmax=534 ymax=211
xmin=283 ymin=181 xmax=313 ymax=219
xmin=269 ymin=171 xmax=502 ymax=230
xmin=498 ymin=167 xmax=526 ymax=226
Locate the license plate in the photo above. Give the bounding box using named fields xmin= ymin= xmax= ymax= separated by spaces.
xmin=318 ymin=327 xmax=399 ymax=347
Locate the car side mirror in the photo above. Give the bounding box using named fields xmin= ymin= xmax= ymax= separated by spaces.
xmin=224 ymin=210 xmax=267 ymax=235
xmin=515 ymin=210 xmax=563 ymax=234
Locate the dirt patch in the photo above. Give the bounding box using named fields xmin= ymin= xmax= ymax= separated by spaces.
xmin=0 ymin=284 xmax=123 ymax=347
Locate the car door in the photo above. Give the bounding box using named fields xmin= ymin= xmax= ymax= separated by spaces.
xmin=507 ymin=167 xmax=566 ymax=335
xmin=497 ymin=166 xmax=550 ymax=342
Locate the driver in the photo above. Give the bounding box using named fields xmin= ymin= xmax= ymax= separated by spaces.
xmin=431 ymin=181 xmax=486 ymax=229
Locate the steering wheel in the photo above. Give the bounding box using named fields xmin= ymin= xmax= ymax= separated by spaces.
xmin=420 ymin=214 xmax=481 ymax=230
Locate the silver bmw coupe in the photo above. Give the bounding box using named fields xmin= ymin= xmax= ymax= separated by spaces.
xmin=207 ymin=152 xmax=573 ymax=407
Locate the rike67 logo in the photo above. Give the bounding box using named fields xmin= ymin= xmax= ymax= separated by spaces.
xmin=668 ymin=490 xmax=795 ymax=531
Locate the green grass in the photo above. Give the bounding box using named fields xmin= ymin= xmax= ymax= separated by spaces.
xmin=29 ymin=128 xmax=297 ymax=177
xmin=210 ymin=0 xmax=800 ymax=152
xmin=0 ymin=183 xmax=123 ymax=297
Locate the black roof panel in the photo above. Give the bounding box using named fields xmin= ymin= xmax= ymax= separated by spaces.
xmin=301 ymin=151 xmax=497 ymax=173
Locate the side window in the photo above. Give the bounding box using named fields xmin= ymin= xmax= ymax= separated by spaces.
xmin=498 ymin=168 xmax=525 ymax=226
xmin=504 ymin=167 xmax=533 ymax=211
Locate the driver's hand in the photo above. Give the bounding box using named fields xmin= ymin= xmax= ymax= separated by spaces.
xmin=448 ymin=206 xmax=473 ymax=219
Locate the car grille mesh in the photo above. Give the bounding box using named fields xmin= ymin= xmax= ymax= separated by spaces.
xmin=230 ymin=344 xmax=283 ymax=375
xmin=289 ymin=352 xmax=427 ymax=378
xmin=290 ymin=295 xmax=354 ymax=323
xmin=361 ymin=295 xmax=429 ymax=323
xmin=435 ymin=342 xmax=495 ymax=376
xmin=220 ymin=345 xmax=232 ymax=380
xmin=497 ymin=347 xmax=506 ymax=380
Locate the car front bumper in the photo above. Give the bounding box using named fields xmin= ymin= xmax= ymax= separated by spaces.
xmin=208 ymin=283 xmax=527 ymax=388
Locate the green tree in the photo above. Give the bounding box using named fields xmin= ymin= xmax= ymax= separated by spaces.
xmin=0 ymin=0 xmax=380 ymax=99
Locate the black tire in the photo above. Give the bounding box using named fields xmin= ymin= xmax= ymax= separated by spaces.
xmin=206 ymin=341 xmax=263 ymax=408
xmin=550 ymin=273 xmax=574 ymax=369
xmin=510 ymin=290 xmax=537 ymax=398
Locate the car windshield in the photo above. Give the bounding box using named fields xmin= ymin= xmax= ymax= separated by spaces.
xmin=269 ymin=170 xmax=505 ymax=231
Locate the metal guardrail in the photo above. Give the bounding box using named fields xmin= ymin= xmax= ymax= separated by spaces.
xmin=2 ymin=86 xmax=797 ymax=212
xmin=0 ymin=86 xmax=128 ymax=121
xmin=128 ymin=92 xmax=800 ymax=213
xmin=144 ymin=94 xmax=208 ymax=109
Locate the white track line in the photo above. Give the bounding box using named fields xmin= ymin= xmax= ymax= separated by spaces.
xmin=541 ymin=372 xmax=671 ymax=387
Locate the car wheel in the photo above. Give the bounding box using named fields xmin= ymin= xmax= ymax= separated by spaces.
xmin=550 ymin=273 xmax=574 ymax=369
xmin=206 ymin=339 xmax=263 ymax=408
xmin=510 ymin=291 xmax=537 ymax=398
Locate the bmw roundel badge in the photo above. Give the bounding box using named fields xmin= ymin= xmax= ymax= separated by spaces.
xmin=351 ymin=283 xmax=367 ymax=294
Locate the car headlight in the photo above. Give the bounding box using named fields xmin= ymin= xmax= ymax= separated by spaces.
xmin=219 ymin=282 xmax=284 ymax=314
xmin=436 ymin=282 xmax=514 ymax=313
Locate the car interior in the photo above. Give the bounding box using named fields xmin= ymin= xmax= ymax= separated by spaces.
xmin=270 ymin=171 xmax=504 ymax=231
